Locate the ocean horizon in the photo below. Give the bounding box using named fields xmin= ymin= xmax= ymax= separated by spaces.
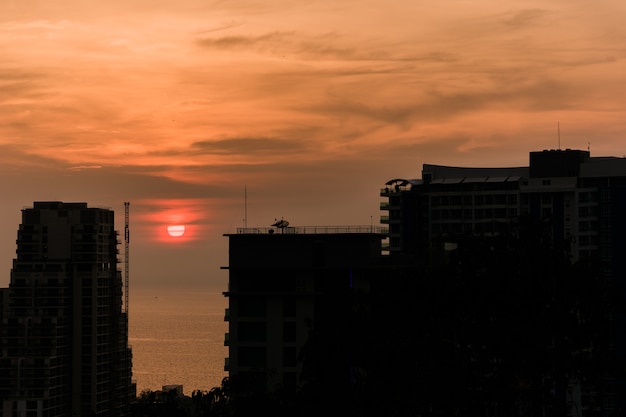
xmin=129 ymin=289 xmax=228 ymax=396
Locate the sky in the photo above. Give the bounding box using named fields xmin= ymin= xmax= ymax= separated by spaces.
xmin=1 ymin=0 xmax=625 ymax=292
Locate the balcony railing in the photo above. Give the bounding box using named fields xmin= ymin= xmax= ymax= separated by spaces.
xmin=234 ymin=225 xmax=388 ymax=235
xmin=380 ymin=186 xmax=411 ymax=195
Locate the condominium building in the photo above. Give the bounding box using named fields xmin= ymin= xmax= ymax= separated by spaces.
xmin=381 ymin=148 xmax=626 ymax=415
xmin=222 ymin=225 xmax=386 ymax=397
xmin=0 ymin=202 xmax=135 ymax=416
xmin=382 ymin=149 xmax=626 ymax=269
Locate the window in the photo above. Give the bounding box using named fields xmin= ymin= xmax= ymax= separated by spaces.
xmin=238 ymin=347 xmax=266 ymax=367
xmin=507 ymin=194 xmax=518 ymax=205
xmin=312 ymin=243 xmax=325 ymax=267
xmin=283 ymin=299 xmax=296 ymax=317
xmin=283 ymin=347 xmax=297 ymax=367
xmin=282 ymin=372 xmax=297 ymax=391
xmin=283 ymin=322 xmax=296 ymax=343
xmin=238 ymin=298 xmax=266 ymax=318
xmin=238 ymin=322 xmax=266 ymax=342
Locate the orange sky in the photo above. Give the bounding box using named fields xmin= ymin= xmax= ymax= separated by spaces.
xmin=1 ymin=0 xmax=625 ymax=291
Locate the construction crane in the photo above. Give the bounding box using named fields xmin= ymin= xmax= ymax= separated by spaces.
xmin=123 ymin=201 xmax=131 ymax=412
xmin=124 ymin=202 xmax=129 ymax=313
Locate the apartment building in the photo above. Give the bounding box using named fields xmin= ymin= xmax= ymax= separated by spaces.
xmin=0 ymin=202 xmax=135 ymax=416
xmin=222 ymin=225 xmax=386 ymax=397
xmin=382 ymin=149 xmax=626 ymax=265
xmin=381 ymin=148 xmax=626 ymax=415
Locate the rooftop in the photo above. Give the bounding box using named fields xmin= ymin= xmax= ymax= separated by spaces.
xmin=227 ymin=225 xmax=388 ymax=236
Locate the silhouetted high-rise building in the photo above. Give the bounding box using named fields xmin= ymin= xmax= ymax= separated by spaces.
xmin=0 ymin=202 xmax=135 ymax=416
xmin=381 ymin=149 xmax=626 ymax=416
xmin=222 ymin=226 xmax=386 ymax=404
xmin=219 ymin=149 xmax=626 ymax=415
xmin=381 ymin=148 xmax=626 ymax=266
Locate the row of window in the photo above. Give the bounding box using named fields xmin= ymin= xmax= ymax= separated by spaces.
xmin=431 ymin=208 xmax=518 ymax=220
xmin=388 ymin=190 xmax=606 ymax=209
xmin=431 ymin=194 xmax=519 ymax=206
xmin=237 ymin=321 xmax=297 ymax=343
xmin=236 ymin=297 xmax=297 ymax=318
xmin=237 ymin=346 xmax=297 ymax=368
xmin=431 ymin=222 xmax=509 ymax=234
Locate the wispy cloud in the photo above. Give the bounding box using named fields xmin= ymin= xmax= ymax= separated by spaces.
xmin=498 ymin=8 xmax=549 ymax=30
xmin=196 ymin=31 xmax=375 ymax=61
xmin=191 ymin=137 xmax=309 ymax=155
xmin=1 ymin=0 xmax=626 ymax=289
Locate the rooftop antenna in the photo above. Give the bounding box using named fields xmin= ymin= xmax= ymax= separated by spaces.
xmin=272 ymin=217 xmax=289 ymax=233
xmin=244 ymin=185 xmax=248 ymax=229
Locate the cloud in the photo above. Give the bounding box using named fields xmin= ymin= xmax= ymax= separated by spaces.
xmin=0 ymin=68 xmax=49 ymax=108
xmin=1 ymin=0 xmax=626 ymax=291
xmin=498 ymin=8 xmax=549 ymax=30
xmin=190 ymin=137 xmax=309 ymax=156
xmin=195 ymin=31 xmax=368 ymax=61
xmin=195 ymin=31 xmax=291 ymax=49
xmin=0 ymin=19 xmax=69 ymax=31
xmin=67 ymin=165 xmax=104 ymax=170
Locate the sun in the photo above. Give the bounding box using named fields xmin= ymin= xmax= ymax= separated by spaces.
xmin=167 ymin=225 xmax=186 ymax=237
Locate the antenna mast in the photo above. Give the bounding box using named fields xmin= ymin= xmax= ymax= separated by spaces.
xmin=244 ymin=185 xmax=248 ymax=229
xmin=124 ymin=202 xmax=129 ymax=313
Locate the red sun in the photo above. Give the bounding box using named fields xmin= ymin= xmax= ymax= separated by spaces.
xmin=167 ymin=225 xmax=186 ymax=237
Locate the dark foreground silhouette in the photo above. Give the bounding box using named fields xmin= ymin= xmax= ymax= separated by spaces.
xmin=132 ymin=217 xmax=625 ymax=417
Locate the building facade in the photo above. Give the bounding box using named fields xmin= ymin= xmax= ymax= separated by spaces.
xmin=222 ymin=225 xmax=386 ymax=398
xmin=0 ymin=202 xmax=135 ymax=416
xmin=381 ymin=149 xmax=626 ymax=416
xmin=382 ymin=149 xmax=626 ymax=264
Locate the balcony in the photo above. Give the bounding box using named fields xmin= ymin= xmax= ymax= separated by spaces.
xmin=380 ymin=215 xmax=389 ymax=224
xmin=224 ymin=308 xmax=230 ymax=321
xmin=224 ymin=357 xmax=230 ymax=372
xmin=380 ymin=184 xmax=411 ymax=196
xmin=380 ymin=202 xmax=389 ymax=210
xmin=224 ymin=332 xmax=230 ymax=346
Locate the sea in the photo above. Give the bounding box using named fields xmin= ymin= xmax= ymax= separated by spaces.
xmin=128 ymin=290 xmax=228 ymax=397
